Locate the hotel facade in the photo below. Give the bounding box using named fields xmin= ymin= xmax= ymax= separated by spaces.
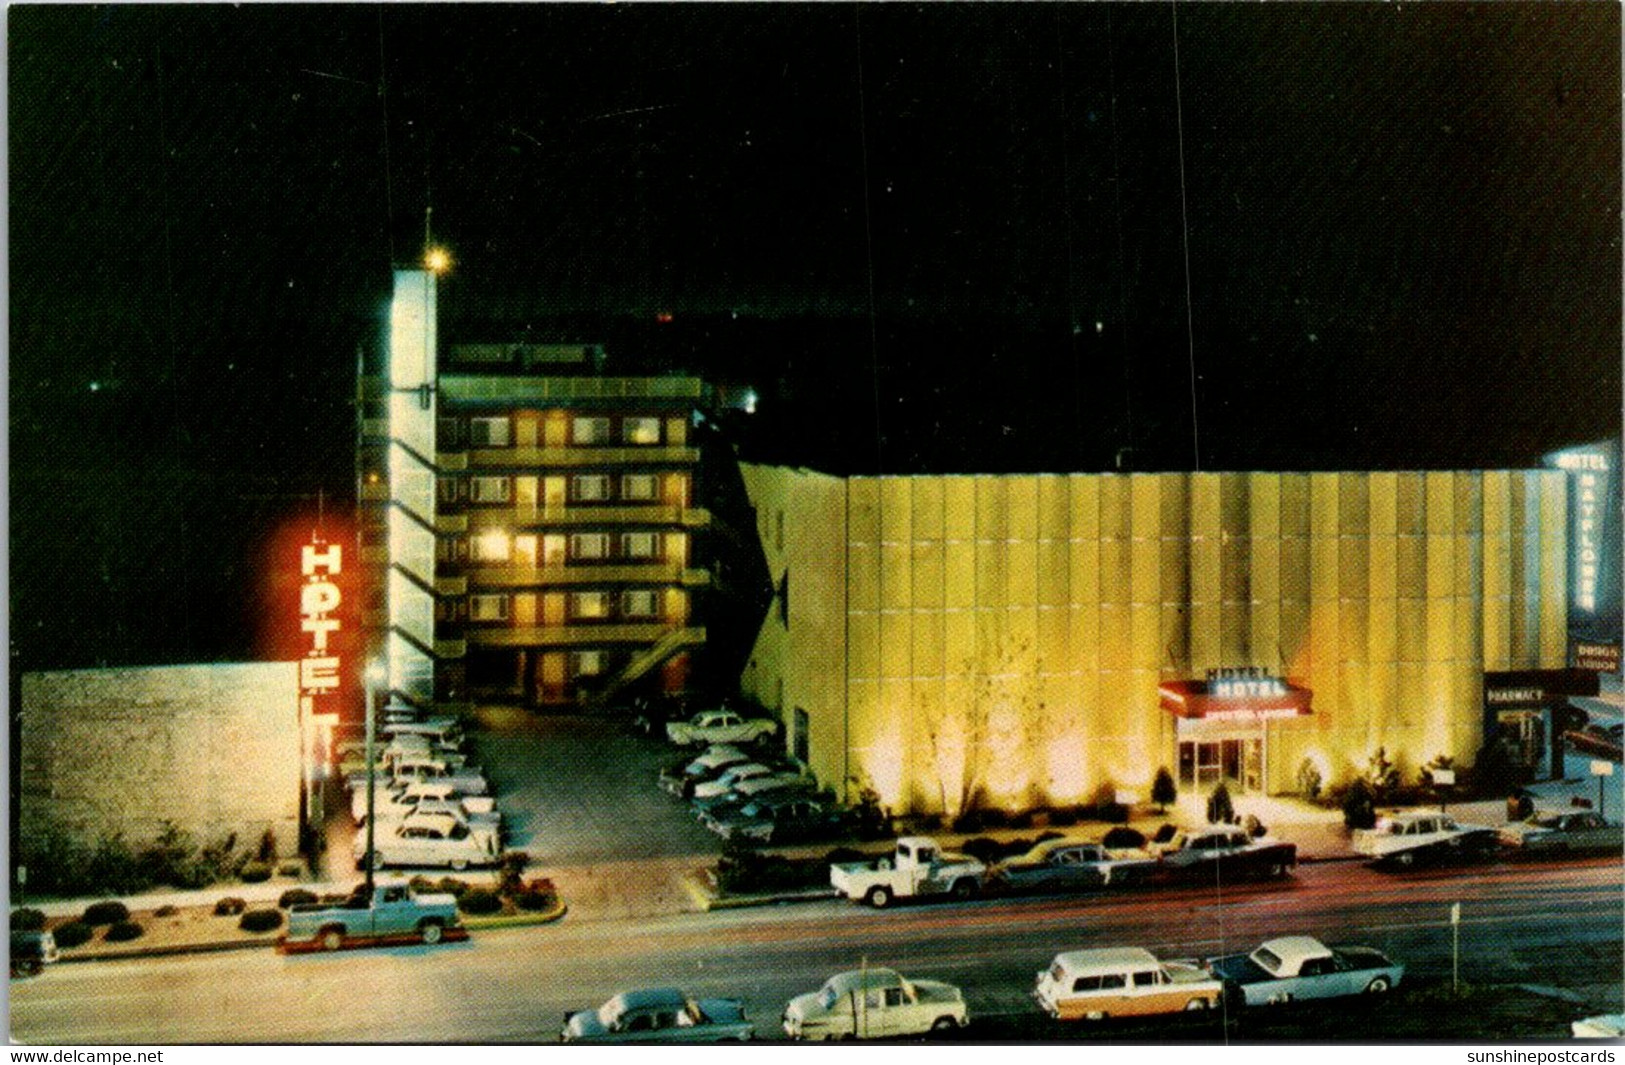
xmin=738 ymin=464 xmax=1574 ymax=815
xmin=357 ymin=270 xmax=709 ymax=709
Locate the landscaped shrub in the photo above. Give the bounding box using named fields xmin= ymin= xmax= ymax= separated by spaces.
xmin=278 ymin=889 xmax=318 ymax=909
xmin=435 ymin=877 xmax=471 ymax=898
xmin=1047 ymin=806 xmax=1078 ymax=827
xmin=715 ymin=847 xmax=825 ymax=895
xmin=1296 ymin=758 xmax=1324 ymax=800
xmin=457 ymin=889 xmax=503 ymax=916
xmin=497 ymin=852 xmax=531 ymax=896
xmin=1102 ymin=826 xmax=1147 ymax=851
xmin=1206 ymin=783 xmax=1236 ymax=825
xmin=515 ymin=879 xmax=559 ymax=912
xmin=1342 ymin=778 xmax=1377 ymax=830
xmin=1006 ymin=810 xmax=1034 ymax=830
xmin=959 ymin=837 xmax=1004 ymax=865
xmin=1151 ymin=767 xmax=1179 ymax=812
xmin=85 ymin=835 xmax=150 ymax=897
xmin=1150 ymin=823 xmax=1178 ymax=845
xmin=52 ymin=922 xmax=93 ymax=949
xmin=1243 ymin=814 xmax=1267 ymax=839
xmin=949 ymin=809 xmax=985 ymax=834
xmin=10 ymin=908 xmax=46 ymax=932
xmin=276 ymin=862 xmax=304 ymax=878
xmin=103 ymin=921 xmax=144 ymax=943
xmin=213 ymin=897 xmax=247 ymax=917
xmin=1098 ymin=802 xmax=1130 ymax=824
xmin=154 ymin=905 xmax=179 ymax=918
xmin=238 ymin=909 xmax=284 ymax=934
xmin=238 ymin=861 xmax=273 ymax=884
xmin=81 ymin=900 xmax=130 ymax=927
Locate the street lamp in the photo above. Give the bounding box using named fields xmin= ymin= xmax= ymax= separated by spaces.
xmin=363 ymin=661 xmax=387 ymax=891
xmin=424 ymin=246 xmax=452 ymax=275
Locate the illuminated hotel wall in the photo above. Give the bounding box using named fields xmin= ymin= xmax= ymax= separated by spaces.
xmin=385 ymin=268 xmax=441 ymax=702
xmin=741 ymin=466 xmax=1569 ymax=814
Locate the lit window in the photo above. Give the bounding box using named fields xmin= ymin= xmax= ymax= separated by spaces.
xmin=572 ymin=474 xmax=611 ymax=502
xmin=469 ymin=594 xmax=509 ymax=621
xmin=471 ymin=476 xmax=510 ymax=503
xmin=623 ymin=417 xmax=661 ymax=445
xmin=473 ymin=530 xmax=510 ymax=562
xmin=622 ymin=532 xmax=659 ymax=560
xmin=622 ymin=590 xmax=658 ymax=618
xmin=570 ymin=532 xmax=610 ymax=561
xmin=469 ymin=417 xmax=510 ymax=447
xmin=572 ymin=417 xmax=611 ymax=445
xmin=621 ymin=473 xmax=658 ymax=501
xmin=570 ymin=591 xmax=611 ymax=619
xmin=573 ymin=650 xmax=603 ymax=676
xmin=541 ymin=534 xmax=567 ymax=565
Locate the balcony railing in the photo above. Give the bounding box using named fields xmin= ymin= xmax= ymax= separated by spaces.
xmin=360 ymin=417 xmax=389 ymax=439
xmin=463 ymin=623 xmax=695 ymax=649
xmin=439 ymin=375 xmax=704 ymax=403
xmin=457 ymin=563 xmax=710 ymax=588
xmin=435 ymin=514 xmax=469 ymax=534
xmin=462 ymin=505 xmax=710 ymax=529
xmin=443 ymin=445 xmax=699 ymax=469
xmin=359 ymin=482 xmax=389 ymax=502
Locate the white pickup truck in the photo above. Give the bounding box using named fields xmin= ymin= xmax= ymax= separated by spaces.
xmin=830 ymin=837 xmax=987 ymax=908
xmin=280 ymin=879 xmax=463 ymax=953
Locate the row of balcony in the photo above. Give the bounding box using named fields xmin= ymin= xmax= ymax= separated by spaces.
xmin=462 ymin=623 xmax=703 ymax=650
xmin=356 ymin=499 xmax=710 ymax=532
xmin=352 ymin=564 xmax=710 ymax=593
xmin=439 ymin=446 xmax=699 ymax=469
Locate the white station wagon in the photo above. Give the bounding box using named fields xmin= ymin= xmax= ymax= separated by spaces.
xmin=355 ymin=811 xmax=501 ymax=871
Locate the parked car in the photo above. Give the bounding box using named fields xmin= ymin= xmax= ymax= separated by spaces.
xmin=658 ymin=746 xmax=752 ymax=797
xmin=1499 ymin=811 xmax=1623 ymax=854
xmin=691 ymin=770 xmax=814 ymax=815
xmin=783 ymin=968 xmax=967 ymax=1040
xmin=989 ymin=838 xmax=1159 ymax=893
xmin=355 ymin=811 xmax=501 ymax=871
xmin=386 ymin=756 xmax=490 ymax=797
xmin=1034 ymin=947 xmax=1224 ymax=1021
xmin=1573 ymin=1013 xmax=1625 ymax=1038
xmin=830 ymin=837 xmax=987 ymax=908
xmin=281 ymin=878 xmax=463 ymax=952
xmin=1205 ymin=936 xmax=1404 ymax=1005
xmin=10 ymin=931 xmax=58 ymax=978
xmin=711 ymin=797 xmax=848 ymax=844
xmin=691 ymin=762 xmax=780 ymax=801
xmin=1566 ymin=721 xmax=1623 ymax=761
xmin=666 ymin=710 xmax=780 ymax=748
xmin=1153 ymin=826 xmax=1297 ymax=881
xmin=354 ymin=780 xmax=499 ymax=828
xmin=561 ymin=988 xmax=754 ymax=1043
xmin=1352 ymin=811 xmax=1498 ymax=866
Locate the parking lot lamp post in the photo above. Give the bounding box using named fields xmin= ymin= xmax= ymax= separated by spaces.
xmin=364 ymin=662 xmax=386 ymax=892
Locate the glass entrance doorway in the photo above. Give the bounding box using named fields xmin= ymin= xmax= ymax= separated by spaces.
xmin=1178 ymin=737 xmax=1263 ymax=792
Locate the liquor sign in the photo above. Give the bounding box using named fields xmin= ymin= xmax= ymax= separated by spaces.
xmin=1571 ymin=640 xmax=1621 ymax=674
xmin=299 ymin=540 xmax=343 ymax=780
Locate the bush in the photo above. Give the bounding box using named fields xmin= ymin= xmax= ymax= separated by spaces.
xmin=82 ymin=900 xmax=130 ymax=927
xmin=1296 ymin=758 xmax=1324 ymax=800
xmin=959 ymin=837 xmax=1004 ymax=865
xmin=457 ymin=889 xmax=503 ymax=916
xmin=1151 ymin=823 xmax=1178 ymax=845
xmin=213 ymin=897 xmax=247 ymax=917
xmin=53 ymin=922 xmax=93 ymax=949
xmin=1102 ymin=826 xmax=1147 ymax=851
xmin=277 ymin=862 xmax=304 ymax=878
xmin=103 ymin=921 xmax=144 ymax=943
xmin=1343 ymin=778 xmax=1377 ymax=830
xmin=1047 ymin=806 xmax=1078 ymax=827
xmin=515 ymin=879 xmax=559 ymax=912
xmin=1243 ymin=813 xmax=1267 ymax=839
xmin=10 ymin=908 xmax=46 ymax=932
xmin=278 ymin=889 xmax=318 ymax=909
xmin=715 ymin=847 xmax=826 ymax=895
xmin=1206 ymin=783 xmax=1235 ymax=825
xmin=1006 ymin=810 xmax=1034 ymax=830
xmin=497 ymin=852 xmax=531 ymax=897
xmin=238 ymin=861 xmax=273 ymax=884
xmin=257 ymin=829 xmax=278 ymax=863
xmin=1151 ymin=767 xmax=1178 ymax=812
xmin=949 ymin=809 xmax=985 ymax=834
xmin=435 ymin=877 xmax=471 ymax=898
xmin=154 ymin=905 xmax=179 ymax=918
xmin=1098 ymin=802 xmax=1130 ymax=824
xmin=85 ymin=835 xmax=150 ymax=897
xmin=238 ymin=909 xmax=284 ymax=934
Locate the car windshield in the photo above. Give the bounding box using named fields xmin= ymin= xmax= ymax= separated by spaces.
xmin=739 ymin=802 xmax=769 ymax=818
xmin=818 ymin=983 xmax=841 ymax=1009
xmin=1253 ymin=947 xmax=1284 ymax=973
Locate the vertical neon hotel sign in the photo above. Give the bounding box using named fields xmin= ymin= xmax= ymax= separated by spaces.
xmin=300 ymin=541 xmax=343 ymax=779
xmin=1555 ymin=450 xmax=1609 ymax=613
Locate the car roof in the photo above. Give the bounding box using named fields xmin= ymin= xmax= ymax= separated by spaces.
xmin=824 ymin=969 xmax=903 ymax=995
xmin=1256 ymin=936 xmax=1330 ymax=962
xmin=400 ymin=812 xmax=460 ymax=832
xmin=610 ymin=988 xmax=690 ymax=1012
xmin=1053 ymin=947 xmax=1159 ymax=972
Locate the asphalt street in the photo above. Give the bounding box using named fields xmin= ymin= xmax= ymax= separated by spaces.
xmin=11 ymin=855 xmax=1621 ymax=1044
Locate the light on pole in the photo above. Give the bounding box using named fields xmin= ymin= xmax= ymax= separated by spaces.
xmin=364 ymin=661 xmax=387 ymax=891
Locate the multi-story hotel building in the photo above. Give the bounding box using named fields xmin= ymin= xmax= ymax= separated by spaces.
xmin=358 ymin=269 xmax=708 ymax=710
xmin=738 ymin=464 xmax=1578 ymax=815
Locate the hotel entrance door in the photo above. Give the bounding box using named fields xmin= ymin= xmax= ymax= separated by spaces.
xmin=1178 ymin=737 xmax=1263 ymax=792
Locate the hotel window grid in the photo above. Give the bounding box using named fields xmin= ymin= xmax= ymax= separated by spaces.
xmin=623 ymin=417 xmax=661 ymax=445
xmin=622 ymin=473 xmax=658 ymax=502
xmin=471 ymin=476 xmax=510 ymax=504
xmin=469 ymin=416 xmax=510 ymax=447
xmin=572 ymin=417 xmax=611 ymax=445
xmin=437 ymin=477 xmax=459 ymax=503
xmin=469 ymin=594 xmax=509 ymax=622
xmin=570 ymin=532 xmax=611 ymax=561
xmin=569 ymin=591 xmax=611 ymax=620
xmin=572 ymin=650 xmax=604 ymax=677
xmin=622 ymin=589 xmax=658 ymax=618
xmin=472 ymin=530 xmax=510 ymax=562
xmin=622 ymin=531 xmax=659 ymax=560
xmin=571 ymin=474 xmax=611 ymax=502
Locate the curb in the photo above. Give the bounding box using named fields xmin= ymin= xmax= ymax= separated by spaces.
xmin=682 ymin=871 xmax=837 ymax=912
xmin=53 ymin=901 xmax=569 ymax=964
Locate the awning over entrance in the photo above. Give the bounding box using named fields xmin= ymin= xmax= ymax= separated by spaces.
xmin=1158 ymin=670 xmax=1314 ymax=721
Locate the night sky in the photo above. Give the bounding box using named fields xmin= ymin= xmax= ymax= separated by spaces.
xmin=9 ymin=4 xmax=1621 ymax=673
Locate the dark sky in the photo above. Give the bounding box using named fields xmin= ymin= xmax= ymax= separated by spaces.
xmin=9 ymin=3 xmax=1621 ymax=671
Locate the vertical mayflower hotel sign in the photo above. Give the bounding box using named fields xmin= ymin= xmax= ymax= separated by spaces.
xmin=300 ymin=540 xmax=343 ymax=780
xmin=1549 ymin=442 xmax=1623 ymax=673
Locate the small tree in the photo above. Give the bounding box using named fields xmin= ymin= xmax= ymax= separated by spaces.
xmin=1205 ymin=782 xmax=1235 ymax=825
xmin=1343 ymin=778 xmax=1377 ymax=829
xmin=1296 ymin=757 xmax=1323 ymax=800
xmin=1364 ymin=747 xmax=1399 ymax=802
xmin=1150 ymin=767 xmax=1178 ymax=814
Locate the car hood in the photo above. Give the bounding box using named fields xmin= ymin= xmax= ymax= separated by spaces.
xmin=784 ymin=991 xmax=826 ymax=1022
xmin=697 ymin=998 xmax=747 ymax=1024
xmin=563 ymin=1010 xmax=608 ymax=1039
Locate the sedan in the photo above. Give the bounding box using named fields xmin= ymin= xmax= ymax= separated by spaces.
xmin=561 ymin=988 xmax=753 ymax=1043
xmin=711 ymin=798 xmax=847 ymax=844
xmin=1499 ymin=811 xmax=1623 ymax=854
